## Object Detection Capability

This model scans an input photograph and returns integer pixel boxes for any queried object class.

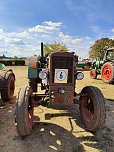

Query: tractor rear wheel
[1,74,15,102]
[15,86,34,136]
[101,62,114,84]
[29,79,37,92]
[90,69,97,79]
[80,86,106,132]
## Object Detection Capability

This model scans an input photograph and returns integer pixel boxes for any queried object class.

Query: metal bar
[41,42,44,57]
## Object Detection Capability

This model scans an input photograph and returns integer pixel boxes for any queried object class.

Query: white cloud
[0,30,27,46]
[28,21,62,34]
[0,49,9,55]
[7,38,26,45]
[43,21,62,27]
[58,32,82,44]
[14,31,29,38]
[28,25,59,34]
[0,29,4,33]
[111,28,114,32]
[0,21,94,58]
[58,32,93,58]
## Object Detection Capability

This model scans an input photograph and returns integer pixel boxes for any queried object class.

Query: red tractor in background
[15,43,106,137]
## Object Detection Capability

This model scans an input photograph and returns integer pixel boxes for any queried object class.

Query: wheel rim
[102,65,112,80]
[90,70,96,78]
[81,94,94,122]
[28,96,33,127]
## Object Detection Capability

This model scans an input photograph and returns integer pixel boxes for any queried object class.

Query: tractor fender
[0,69,15,90]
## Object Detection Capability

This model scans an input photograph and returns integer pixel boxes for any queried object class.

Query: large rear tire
[15,86,34,137]
[1,74,15,102]
[101,62,114,84]
[80,86,106,132]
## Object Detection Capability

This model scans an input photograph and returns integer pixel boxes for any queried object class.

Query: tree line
[1,39,113,60]
[44,38,114,59]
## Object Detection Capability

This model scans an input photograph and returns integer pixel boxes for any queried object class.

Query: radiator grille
[52,56,73,83]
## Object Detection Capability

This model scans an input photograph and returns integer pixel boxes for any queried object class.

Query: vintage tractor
[15,43,106,137]
[90,48,114,84]
[0,63,15,102]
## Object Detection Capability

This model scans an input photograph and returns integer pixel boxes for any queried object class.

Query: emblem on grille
[54,69,68,83]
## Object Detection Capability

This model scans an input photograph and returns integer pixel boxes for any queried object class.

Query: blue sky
[0,0,114,58]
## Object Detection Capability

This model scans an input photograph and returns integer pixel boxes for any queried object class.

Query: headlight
[76,72,84,80]
[39,71,47,79]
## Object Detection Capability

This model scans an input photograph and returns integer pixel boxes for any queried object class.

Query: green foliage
[44,42,68,55]
[89,38,114,59]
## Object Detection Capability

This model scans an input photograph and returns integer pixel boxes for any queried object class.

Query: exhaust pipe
[41,42,44,57]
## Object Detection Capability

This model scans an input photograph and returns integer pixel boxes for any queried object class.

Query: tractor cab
[104,48,114,62]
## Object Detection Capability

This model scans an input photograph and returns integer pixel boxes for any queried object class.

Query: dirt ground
[0,66,114,152]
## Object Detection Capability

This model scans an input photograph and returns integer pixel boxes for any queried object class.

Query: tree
[44,42,68,55]
[14,56,18,59]
[89,38,114,59]
[2,54,6,58]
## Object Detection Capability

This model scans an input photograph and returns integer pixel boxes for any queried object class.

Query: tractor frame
[15,43,106,137]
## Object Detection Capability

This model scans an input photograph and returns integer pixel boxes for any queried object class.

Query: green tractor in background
[90,48,114,84]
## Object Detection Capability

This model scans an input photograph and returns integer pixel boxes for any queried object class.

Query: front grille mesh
[52,56,73,83]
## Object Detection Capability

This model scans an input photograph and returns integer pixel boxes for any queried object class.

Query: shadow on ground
[0,99,114,152]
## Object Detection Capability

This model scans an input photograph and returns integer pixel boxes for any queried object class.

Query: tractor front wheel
[90,69,97,79]
[15,86,34,137]
[80,86,106,132]
[101,62,114,84]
